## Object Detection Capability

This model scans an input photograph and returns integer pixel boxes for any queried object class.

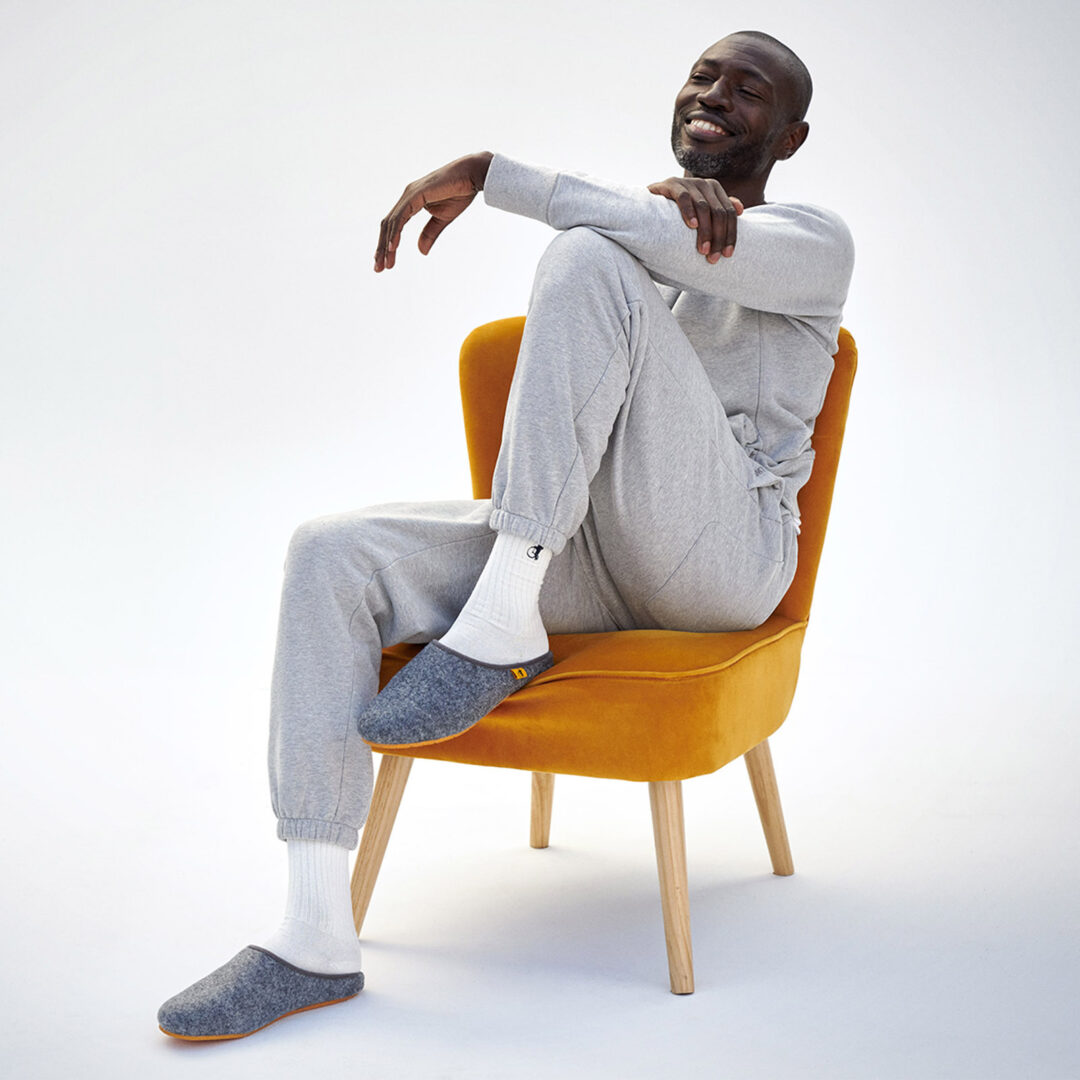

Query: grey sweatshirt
[482,153,855,530]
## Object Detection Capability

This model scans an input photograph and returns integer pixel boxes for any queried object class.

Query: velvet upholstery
[377,318,857,781]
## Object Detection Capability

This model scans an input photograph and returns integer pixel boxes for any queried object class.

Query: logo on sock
[527,544,544,560]
[512,667,528,679]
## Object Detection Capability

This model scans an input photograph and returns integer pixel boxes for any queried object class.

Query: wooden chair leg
[648,780,695,994]
[530,772,555,848]
[350,754,414,933]
[744,738,794,876]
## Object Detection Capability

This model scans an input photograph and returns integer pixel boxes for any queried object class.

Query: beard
[669,114,769,180]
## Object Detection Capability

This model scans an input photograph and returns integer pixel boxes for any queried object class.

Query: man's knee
[284,512,376,579]
[285,516,341,577]
[534,227,641,290]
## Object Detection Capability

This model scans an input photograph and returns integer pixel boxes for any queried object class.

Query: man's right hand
[375,152,494,272]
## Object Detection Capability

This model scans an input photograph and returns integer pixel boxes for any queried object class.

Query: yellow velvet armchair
[350,316,857,993]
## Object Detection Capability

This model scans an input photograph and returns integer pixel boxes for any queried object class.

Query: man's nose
[698,77,732,110]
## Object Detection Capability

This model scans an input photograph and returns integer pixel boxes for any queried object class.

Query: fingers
[648,181,694,229]
[683,184,735,262]
[692,192,716,257]
[375,215,390,272]
[648,178,740,263]
[643,181,704,247]
[375,156,486,272]
[704,184,738,262]
[375,186,423,271]
[418,215,449,255]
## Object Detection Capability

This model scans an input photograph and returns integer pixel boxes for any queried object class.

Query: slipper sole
[159,990,361,1041]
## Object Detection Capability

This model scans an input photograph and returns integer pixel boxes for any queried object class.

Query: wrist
[469,151,494,191]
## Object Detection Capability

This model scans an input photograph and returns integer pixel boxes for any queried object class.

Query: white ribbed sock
[261,839,363,975]
[439,531,552,665]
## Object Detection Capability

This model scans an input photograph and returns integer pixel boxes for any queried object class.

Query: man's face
[670,36,802,182]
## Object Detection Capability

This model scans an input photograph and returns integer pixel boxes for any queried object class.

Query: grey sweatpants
[269,227,799,848]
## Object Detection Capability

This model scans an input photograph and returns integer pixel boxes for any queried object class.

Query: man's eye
[739,87,762,99]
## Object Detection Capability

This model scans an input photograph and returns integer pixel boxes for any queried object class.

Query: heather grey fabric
[358,641,554,747]
[269,499,613,849]
[483,153,855,533]
[270,166,851,850]
[157,946,363,1040]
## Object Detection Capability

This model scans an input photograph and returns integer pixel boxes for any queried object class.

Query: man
[158,30,853,1040]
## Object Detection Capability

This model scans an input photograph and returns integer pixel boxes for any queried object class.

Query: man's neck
[686,171,768,208]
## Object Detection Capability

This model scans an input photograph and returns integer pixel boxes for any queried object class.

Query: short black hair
[727,30,813,121]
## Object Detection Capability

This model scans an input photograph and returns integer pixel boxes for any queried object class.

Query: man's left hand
[647,177,744,261]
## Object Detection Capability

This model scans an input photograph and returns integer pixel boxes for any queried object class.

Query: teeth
[688,119,730,136]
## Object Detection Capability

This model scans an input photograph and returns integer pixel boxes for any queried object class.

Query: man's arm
[374,152,854,319]
[373,152,732,272]
[482,154,854,317]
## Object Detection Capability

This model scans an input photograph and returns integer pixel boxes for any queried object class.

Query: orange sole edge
[365,723,482,752]
[159,991,360,1042]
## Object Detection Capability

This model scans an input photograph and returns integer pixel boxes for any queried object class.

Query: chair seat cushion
[376,614,808,781]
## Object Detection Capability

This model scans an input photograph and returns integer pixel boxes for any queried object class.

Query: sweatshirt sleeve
[483,153,854,318]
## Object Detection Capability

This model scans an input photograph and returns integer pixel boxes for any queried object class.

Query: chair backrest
[775,327,857,622]
[459,317,857,626]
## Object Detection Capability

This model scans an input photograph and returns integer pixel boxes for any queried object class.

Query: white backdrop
[2,1,1078,1077]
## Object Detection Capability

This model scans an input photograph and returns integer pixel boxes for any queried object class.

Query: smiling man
[670,31,813,211]
[158,31,853,1041]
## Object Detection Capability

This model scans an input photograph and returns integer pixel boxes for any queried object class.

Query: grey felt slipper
[157,945,363,1041]
[357,640,554,748]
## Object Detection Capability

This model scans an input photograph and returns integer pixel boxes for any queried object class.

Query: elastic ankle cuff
[277,818,359,849]
[488,509,568,555]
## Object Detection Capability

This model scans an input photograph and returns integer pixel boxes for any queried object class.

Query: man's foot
[157,946,363,1041]
[261,916,364,976]
[438,531,552,664]
[260,841,364,975]
[357,640,554,748]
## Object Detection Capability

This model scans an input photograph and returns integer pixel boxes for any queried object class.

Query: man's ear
[776,121,810,161]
